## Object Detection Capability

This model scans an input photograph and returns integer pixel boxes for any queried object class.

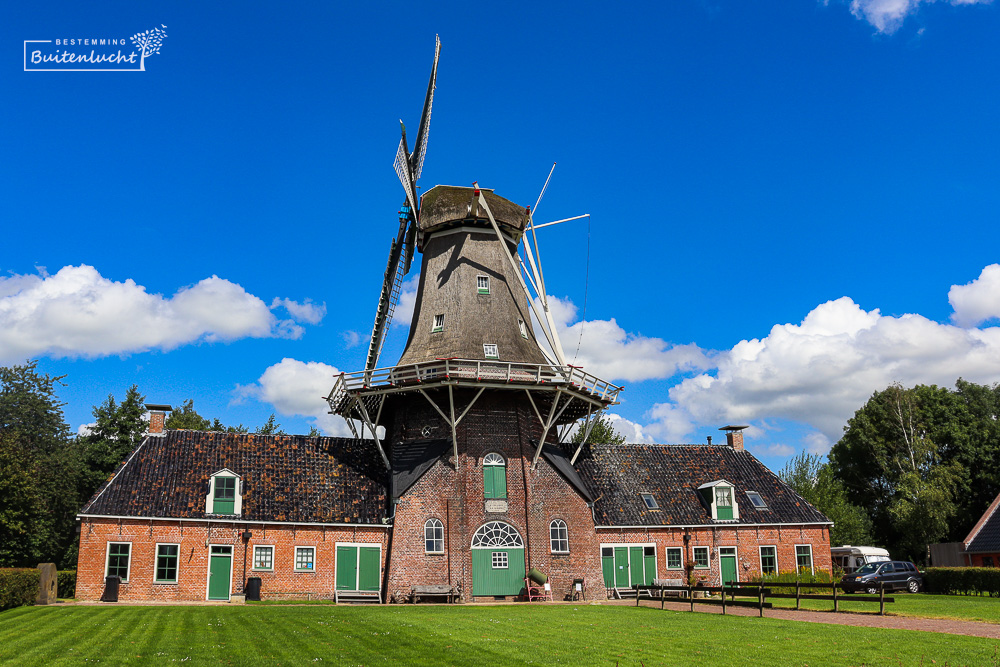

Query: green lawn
[1,604,997,666]
[723,591,1000,624]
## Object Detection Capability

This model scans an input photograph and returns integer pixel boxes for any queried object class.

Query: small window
[518,319,528,339]
[253,546,274,571]
[693,546,709,569]
[796,545,813,575]
[760,546,777,575]
[432,314,444,332]
[106,542,131,582]
[425,518,445,553]
[601,547,613,558]
[483,344,499,359]
[746,491,767,509]
[477,275,490,294]
[665,547,683,569]
[715,487,733,507]
[492,551,508,569]
[295,546,316,572]
[549,519,569,553]
[155,544,178,583]
[643,546,655,558]
[640,493,658,510]
[483,453,507,499]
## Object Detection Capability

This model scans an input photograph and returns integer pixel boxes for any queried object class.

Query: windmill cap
[419,185,528,238]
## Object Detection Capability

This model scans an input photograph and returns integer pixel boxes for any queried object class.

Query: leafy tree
[165,399,211,430]
[79,386,147,496]
[780,452,873,547]
[830,383,964,562]
[571,415,626,445]
[255,414,284,435]
[0,361,71,454]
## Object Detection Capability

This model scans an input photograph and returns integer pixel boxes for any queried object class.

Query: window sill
[153,581,178,585]
[551,551,570,556]
[251,568,273,572]
[294,570,317,574]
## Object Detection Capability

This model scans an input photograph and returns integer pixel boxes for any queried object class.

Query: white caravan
[831,545,890,573]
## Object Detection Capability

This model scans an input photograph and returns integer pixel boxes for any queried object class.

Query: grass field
[1,603,998,666]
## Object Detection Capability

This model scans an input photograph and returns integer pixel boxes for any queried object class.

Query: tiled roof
[81,431,389,525]
[572,443,830,527]
[965,492,1000,553]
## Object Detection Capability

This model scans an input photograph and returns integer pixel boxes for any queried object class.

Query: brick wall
[77,517,388,602]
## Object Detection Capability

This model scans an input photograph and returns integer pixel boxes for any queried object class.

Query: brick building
[75,41,831,603]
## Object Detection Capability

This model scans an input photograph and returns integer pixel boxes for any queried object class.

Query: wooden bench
[652,578,685,597]
[410,584,459,603]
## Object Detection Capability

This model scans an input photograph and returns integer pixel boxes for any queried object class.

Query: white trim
[154,542,180,584]
[548,518,569,554]
[476,275,491,294]
[205,544,234,601]
[432,313,444,332]
[104,541,132,583]
[795,544,815,575]
[483,343,499,359]
[692,545,710,570]
[745,490,767,509]
[252,544,275,571]
[759,545,778,576]
[598,542,658,586]
[334,542,383,591]
[424,224,518,245]
[207,470,242,516]
[294,545,317,573]
[664,546,684,571]
[424,518,445,554]
[718,546,739,585]
[77,514,391,529]
[594,521,833,529]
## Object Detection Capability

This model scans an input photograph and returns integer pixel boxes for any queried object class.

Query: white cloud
[646,276,1000,442]
[539,295,713,382]
[271,297,327,325]
[236,358,357,437]
[849,0,991,34]
[949,264,1000,327]
[749,442,796,459]
[393,275,420,328]
[803,431,833,455]
[342,330,362,349]
[0,265,311,363]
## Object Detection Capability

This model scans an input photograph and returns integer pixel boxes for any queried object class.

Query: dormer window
[640,493,659,510]
[746,491,767,509]
[483,344,499,359]
[697,479,739,521]
[477,275,490,294]
[207,469,242,516]
[432,314,444,332]
[518,319,528,339]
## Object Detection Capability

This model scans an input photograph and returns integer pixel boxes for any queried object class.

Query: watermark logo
[24,24,168,72]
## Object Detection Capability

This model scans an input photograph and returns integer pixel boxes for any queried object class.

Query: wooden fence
[632,582,895,616]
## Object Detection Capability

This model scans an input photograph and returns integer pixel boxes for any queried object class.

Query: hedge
[57,570,76,599]
[748,569,835,594]
[924,567,1000,596]
[0,569,40,611]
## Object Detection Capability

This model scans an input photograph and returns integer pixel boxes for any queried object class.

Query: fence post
[879,583,885,616]
[833,581,838,613]
[722,586,727,615]
[795,580,801,610]
[635,585,640,607]
[689,585,694,612]
[758,586,764,617]
[660,584,665,610]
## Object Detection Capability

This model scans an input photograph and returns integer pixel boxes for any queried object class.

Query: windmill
[365,35,441,372]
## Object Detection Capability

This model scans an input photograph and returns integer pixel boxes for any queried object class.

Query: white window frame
[665,546,684,570]
[693,546,710,569]
[477,275,490,294]
[492,551,508,569]
[795,544,814,575]
[294,546,316,573]
[518,319,528,339]
[206,468,242,516]
[483,343,499,359]
[424,518,445,554]
[105,541,132,583]
[253,545,275,571]
[549,519,569,554]
[154,542,180,584]
[746,491,767,509]
[759,545,777,576]
[599,542,659,587]
[432,314,444,332]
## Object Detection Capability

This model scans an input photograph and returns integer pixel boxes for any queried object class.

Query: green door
[336,545,381,591]
[642,547,656,585]
[629,547,644,586]
[614,547,630,587]
[601,548,614,587]
[720,549,737,586]
[207,546,232,600]
[472,548,525,595]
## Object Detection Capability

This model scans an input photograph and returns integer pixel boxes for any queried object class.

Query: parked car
[840,560,923,594]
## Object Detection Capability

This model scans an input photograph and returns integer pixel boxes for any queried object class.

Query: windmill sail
[409,35,440,181]
[394,124,417,214]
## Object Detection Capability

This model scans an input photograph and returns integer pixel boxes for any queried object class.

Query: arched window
[483,453,507,499]
[549,519,569,553]
[471,521,524,548]
[424,518,444,554]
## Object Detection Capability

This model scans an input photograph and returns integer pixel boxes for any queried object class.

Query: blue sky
[4,0,1000,470]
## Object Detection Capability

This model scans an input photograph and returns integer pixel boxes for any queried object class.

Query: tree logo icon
[130,24,168,71]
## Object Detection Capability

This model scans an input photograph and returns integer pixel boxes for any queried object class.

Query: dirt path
[634,599,1000,639]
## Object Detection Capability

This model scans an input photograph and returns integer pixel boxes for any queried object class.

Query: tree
[830,383,964,562]
[780,452,874,548]
[79,386,147,496]
[255,414,284,435]
[165,399,211,430]
[571,415,626,445]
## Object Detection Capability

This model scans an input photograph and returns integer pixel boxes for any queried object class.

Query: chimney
[145,404,172,435]
[720,425,749,451]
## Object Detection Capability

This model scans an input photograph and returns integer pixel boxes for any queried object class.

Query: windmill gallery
[74,38,832,604]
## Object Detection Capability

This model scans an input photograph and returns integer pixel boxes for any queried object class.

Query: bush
[924,567,1000,596]
[57,571,76,599]
[0,569,40,611]
[748,569,835,594]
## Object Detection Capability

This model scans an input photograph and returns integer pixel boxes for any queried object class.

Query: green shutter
[336,546,357,590]
[643,550,656,585]
[213,477,236,514]
[484,466,495,498]
[495,465,507,499]
[601,552,614,587]
[358,547,380,591]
